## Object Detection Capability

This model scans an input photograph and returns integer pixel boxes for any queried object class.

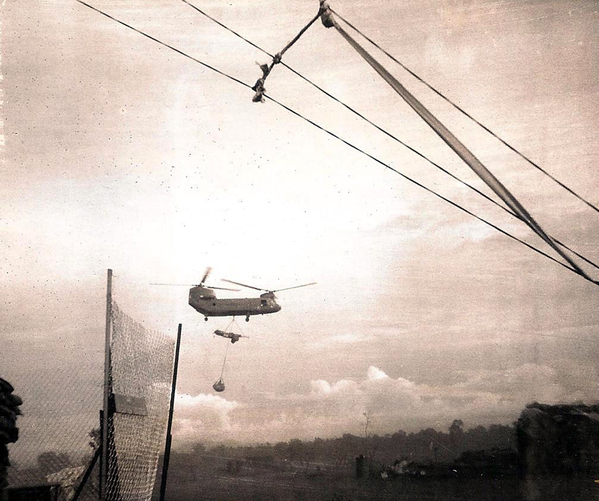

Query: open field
[157,456,599,501]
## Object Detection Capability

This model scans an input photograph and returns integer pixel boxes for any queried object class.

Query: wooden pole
[159,323,182,501]
[100,269,112,500]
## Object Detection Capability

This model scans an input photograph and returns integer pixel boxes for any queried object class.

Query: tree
[88,427,101,450]
[192,442,207,455]
[286,439,303,461]
[37,452,71,474]
[449,419,464,449]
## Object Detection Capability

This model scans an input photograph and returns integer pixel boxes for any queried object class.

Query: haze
[1,0,598,450]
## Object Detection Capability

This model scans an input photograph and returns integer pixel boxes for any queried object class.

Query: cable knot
[252,79,266,102]
[319,0,335,28]
[251,5,324,102]
[252,62,272,102]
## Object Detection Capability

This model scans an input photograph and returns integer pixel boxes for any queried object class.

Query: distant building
[516,402,599,475]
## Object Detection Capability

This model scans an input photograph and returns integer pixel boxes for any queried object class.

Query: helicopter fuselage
[189,286,281,319]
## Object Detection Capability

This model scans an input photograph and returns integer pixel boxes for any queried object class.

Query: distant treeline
[188,420,516,466]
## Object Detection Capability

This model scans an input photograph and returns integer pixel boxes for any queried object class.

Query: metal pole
[159,323,182,501]
[98,410,103,497]
[100,269,112,500]
[72,444,102,501]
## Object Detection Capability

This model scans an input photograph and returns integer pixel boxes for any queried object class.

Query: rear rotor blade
[272,282,317,293]
[222,279,265,292]
[208,285,240,292]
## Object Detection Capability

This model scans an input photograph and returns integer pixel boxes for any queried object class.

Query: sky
[1,0,599,455]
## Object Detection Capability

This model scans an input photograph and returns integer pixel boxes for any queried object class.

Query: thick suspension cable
[262,91,596,284]
[320,4,594,282]
[76,1,598,287]
[181,0,513,212]
[180,0,599,273]
[330,8,599,216]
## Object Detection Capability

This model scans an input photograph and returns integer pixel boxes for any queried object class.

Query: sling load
[214,329,249,344]
[213,341,229,392]
[213,378,225,393]
[212,318,245,392]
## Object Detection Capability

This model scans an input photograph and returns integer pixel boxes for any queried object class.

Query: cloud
[310,379,358,397]
[307,332,373,350]
[171,362,598,448]
[454,363,582,407]
[173,393,240,446]
[367,366,389,381]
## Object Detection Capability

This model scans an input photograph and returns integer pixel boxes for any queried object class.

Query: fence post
[159,323,182,501]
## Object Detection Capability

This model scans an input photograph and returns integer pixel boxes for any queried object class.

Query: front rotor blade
[222,279,265,292]
[200,267,213,285]
[150,283,195,286]
[272,282,317,293]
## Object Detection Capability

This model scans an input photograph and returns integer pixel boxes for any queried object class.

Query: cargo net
[104,302,175,501]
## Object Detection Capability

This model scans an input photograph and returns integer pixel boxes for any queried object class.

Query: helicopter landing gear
[204,316,209,322]
[245,315,250,322]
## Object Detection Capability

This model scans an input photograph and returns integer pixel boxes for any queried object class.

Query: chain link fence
[5,298,175,501]
[104,302,174,501]
[5,353,102,500]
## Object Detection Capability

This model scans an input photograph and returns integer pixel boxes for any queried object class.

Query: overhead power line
[76,0,598,288]
[182,1,514,212]
[262,92,594,284]
[75,0,252,92]
[330,8,599,216]
[180,0,599,273]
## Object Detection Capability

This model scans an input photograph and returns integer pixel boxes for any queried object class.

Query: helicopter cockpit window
[261,299,267,306]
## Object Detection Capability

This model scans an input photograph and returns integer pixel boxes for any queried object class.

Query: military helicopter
[188,268,316,322]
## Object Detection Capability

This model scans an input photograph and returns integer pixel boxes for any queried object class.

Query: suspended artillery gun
[214,329,248,344]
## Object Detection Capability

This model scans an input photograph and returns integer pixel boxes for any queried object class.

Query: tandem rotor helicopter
[159,268,315,393]
[180,268,316,322]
